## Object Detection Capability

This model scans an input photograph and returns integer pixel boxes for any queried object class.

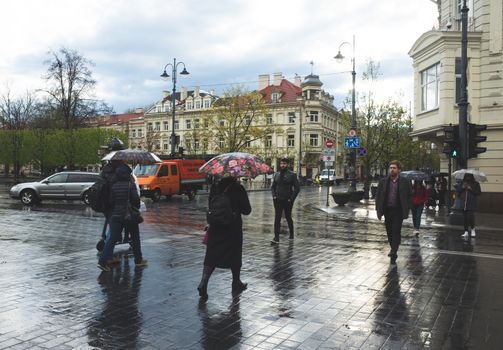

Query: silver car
[9,171,100,205]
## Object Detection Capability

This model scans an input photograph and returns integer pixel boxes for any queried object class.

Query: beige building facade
[409,0,503,213]
[126,72,342,178]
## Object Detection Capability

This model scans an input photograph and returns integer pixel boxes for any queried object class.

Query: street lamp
[161,58,189,156]
[335,35,357,191]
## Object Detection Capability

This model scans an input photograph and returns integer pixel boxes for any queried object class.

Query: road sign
[325,139,334,148]
[357,147,367,157]
[323,148,336,157]
[348,129,356,136]
[324,161,334,167]
[323,155,335,162]
[344,136,361,149]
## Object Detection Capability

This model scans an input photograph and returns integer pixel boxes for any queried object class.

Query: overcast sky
[0,0,438,114]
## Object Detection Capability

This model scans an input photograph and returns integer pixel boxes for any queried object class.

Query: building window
[155,142,161,150]
[204,100,210,108]
[421,63,439,111]
[267,113,273,124]
[245,137,251,147]
[186,119,192,129]
[219,138,225,148]
[138,129,143,137]
[219,119,225,127]
[309,111,319,122]
[288,112,296,123]
[155,122,160,131]
[156,106,162,113]
[174,120,179,130]
[163,121,169,130]
[288,134,295,147]
[194,119,200,128]
[132,129,136,138]
[271,92,279,102]
[194,138,199,150]
[309,134,318,146]
[147,123,153,131]
[195,101,201,109]
[163,143,168,150]
[186,101,193,110]
[266,135,272,147]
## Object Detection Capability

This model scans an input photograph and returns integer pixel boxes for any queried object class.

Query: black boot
[231,266,247,292]
[197,266,213,299]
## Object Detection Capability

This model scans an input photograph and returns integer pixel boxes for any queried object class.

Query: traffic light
[468,123,487,158]
[443,124,459,158]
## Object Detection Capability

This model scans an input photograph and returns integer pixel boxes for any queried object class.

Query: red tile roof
[259,79,302,103]
[95,112,144,126]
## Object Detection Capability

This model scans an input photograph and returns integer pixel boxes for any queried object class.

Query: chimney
[210,89,215,96]
[273,72,283,86]
[181,86,188,100]
[194,86,200,97]
[162,90,170,100]
[134,108,144,114]
[293,74,302,87]
[258,74,270,90]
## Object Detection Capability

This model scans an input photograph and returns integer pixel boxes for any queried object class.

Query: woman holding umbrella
[197,153,267,299]
[456,173,481,239]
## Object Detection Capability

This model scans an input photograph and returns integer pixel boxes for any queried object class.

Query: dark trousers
[463,210,475,231]
[384,207,404,253]
[274,199,294,237]
[411,204,424,229]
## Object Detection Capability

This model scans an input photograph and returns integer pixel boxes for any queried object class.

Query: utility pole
[458,0,469,169]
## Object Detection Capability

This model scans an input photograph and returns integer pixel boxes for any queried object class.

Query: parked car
[319,169,341,185]
[9,171,100,205]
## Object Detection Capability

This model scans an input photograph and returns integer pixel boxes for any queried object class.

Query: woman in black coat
[198,176,251,299]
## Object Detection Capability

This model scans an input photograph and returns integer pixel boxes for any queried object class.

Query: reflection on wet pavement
[0,186,502,349]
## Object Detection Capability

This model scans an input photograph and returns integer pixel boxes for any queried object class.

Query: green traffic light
[451,149,458,158]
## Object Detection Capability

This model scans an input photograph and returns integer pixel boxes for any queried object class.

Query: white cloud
[0,0,438,113]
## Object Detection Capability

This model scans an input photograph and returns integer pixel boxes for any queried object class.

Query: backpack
[206,186,234,227]
[87,177,110,213]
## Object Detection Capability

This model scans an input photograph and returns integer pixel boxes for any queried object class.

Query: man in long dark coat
[376,160,412,264]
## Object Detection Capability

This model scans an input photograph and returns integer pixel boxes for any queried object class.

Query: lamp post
[334,35,357,191]
[161,58,189,156]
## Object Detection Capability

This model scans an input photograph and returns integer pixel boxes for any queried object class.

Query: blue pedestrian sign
[344,136,361,149]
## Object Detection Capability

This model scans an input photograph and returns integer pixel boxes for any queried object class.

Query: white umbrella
[452,169,487,182]
[101,149,161,164]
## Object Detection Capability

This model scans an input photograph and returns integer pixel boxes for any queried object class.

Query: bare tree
[43,47,112,129]
[202,86,278,153]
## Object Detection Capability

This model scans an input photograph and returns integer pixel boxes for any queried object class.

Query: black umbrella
[400,170,429,181]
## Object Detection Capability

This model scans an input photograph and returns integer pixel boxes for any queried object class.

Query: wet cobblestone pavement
[1,186,503,349]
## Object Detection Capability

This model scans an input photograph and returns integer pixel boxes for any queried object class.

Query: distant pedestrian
[456,173,481,239]
[411,180,428,236]
[270,158,300,244]
[197,175,251,299]
[376,160,412,264]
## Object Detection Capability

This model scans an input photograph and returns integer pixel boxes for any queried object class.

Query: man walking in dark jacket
[271,158,300,244]
[375,160,412,264]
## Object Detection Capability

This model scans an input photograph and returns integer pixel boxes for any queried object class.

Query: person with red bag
[411,180,428,236]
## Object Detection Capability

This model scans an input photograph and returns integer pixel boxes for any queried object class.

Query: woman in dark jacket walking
[198,176,251,299]
[456,173,481,239]
[98,165,146,271]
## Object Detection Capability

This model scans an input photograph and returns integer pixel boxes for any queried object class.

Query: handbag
[124,179,144,224]
[202,225,209,245]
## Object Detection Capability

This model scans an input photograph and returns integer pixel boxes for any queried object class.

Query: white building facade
[409,0,503,213]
